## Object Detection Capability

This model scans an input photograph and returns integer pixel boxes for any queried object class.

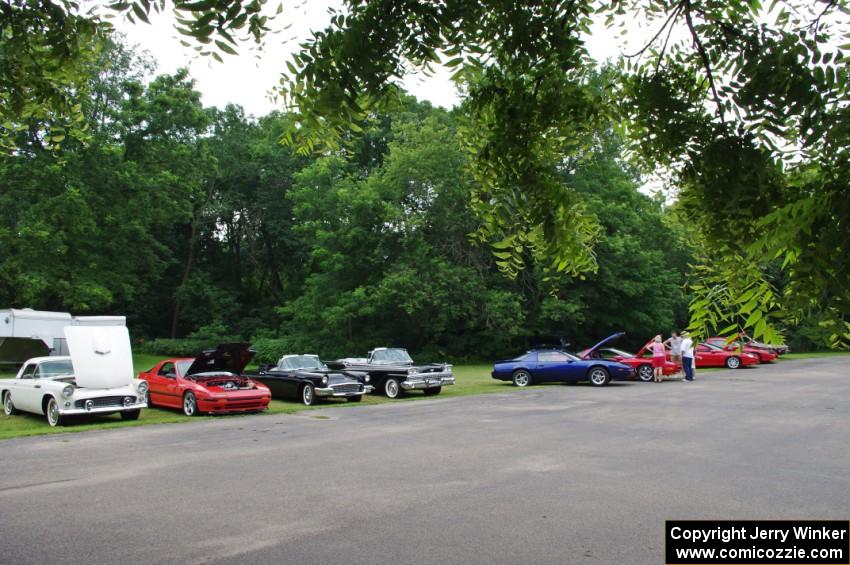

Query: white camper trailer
[0,309,126,366]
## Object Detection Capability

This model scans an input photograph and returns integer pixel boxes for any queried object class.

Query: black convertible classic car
[247,354,373,406]
[327,347,455,399]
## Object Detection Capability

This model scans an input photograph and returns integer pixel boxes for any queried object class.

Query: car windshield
[37,360,74,378]
[703,342,725,351]
[175,360,193,376]
[538,350,580,362]
[281,355,324,370]
[371,349,413,364]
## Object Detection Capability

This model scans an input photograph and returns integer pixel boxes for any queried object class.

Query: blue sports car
[491,338,635,387]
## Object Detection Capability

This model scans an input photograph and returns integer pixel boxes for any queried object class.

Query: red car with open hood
[578,332,680,382]
[139,343,271,416]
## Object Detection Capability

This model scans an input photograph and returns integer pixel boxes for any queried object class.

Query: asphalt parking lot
[0,356,848,565]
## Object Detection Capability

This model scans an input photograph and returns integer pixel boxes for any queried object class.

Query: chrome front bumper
[401,373,455,390]
[315,385,374,398]
[58,402,147,416]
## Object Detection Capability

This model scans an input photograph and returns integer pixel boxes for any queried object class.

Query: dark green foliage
[616,1,850,346]
[0,0,108,152]
[4,1,849,347]
[0,37,692,359]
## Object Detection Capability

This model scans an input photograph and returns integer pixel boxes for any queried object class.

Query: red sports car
[139,343,271,416]
[690,342,760,369]
[578,332,680,382]
[705,336,778,364]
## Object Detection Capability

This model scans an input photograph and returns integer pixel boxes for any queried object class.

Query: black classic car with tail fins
[326,348,454,399]
[247,354,373,406]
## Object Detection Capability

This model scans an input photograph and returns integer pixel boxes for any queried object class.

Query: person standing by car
[680,332,695,381]
[650,335,666,382]
[664,331,684,377]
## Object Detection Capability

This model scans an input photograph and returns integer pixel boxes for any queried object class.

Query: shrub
[135,337,238,357]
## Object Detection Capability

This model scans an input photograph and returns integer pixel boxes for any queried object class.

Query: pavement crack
[0,478,76,493]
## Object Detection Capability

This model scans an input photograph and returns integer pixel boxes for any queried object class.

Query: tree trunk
[170,214,198,339]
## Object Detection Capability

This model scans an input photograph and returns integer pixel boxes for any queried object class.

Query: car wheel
[725,356,741,369]
[144,389,153,408]
[512,370,532,387]
[588,367,611,387]
[45,397,64,427]
[384,378,402,399]
[300,383,315,406]
[423,386,442,396]
[183,392,199,416]
[3,392,19,416]
[121,409,141,421]
[637,364,654,382]
[347,394,362,403]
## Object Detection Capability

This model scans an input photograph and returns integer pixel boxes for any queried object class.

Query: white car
[0,326,148,427]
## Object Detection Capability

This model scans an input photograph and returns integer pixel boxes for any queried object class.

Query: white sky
[113,2,663,116]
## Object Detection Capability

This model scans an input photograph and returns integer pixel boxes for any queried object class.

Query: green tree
[6,1,848,344]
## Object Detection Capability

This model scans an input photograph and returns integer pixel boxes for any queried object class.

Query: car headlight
[137,381,149,395]
[322,376,329,385]
[364,375,370,383]
[408,368,419,375]
[62,385,74,398]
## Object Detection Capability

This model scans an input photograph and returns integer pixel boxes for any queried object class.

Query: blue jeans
[682,356,694,381]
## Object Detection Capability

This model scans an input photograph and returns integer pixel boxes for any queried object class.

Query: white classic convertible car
[0,325,148,426]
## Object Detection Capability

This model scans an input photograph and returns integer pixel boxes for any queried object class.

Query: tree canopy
[0,37,702,359]
[2,0,849,346]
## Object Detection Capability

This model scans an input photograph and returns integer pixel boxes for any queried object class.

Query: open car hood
[64,326,134,388]
[584,332,626,358]
[186,343,255,376]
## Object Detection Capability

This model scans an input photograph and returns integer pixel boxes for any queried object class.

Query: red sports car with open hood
[138,343,270,416]
[578,332,680,382]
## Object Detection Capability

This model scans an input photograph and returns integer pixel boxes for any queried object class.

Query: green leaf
[215,40,237,55]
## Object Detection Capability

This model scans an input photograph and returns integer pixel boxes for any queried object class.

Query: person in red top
[650,334,666,382]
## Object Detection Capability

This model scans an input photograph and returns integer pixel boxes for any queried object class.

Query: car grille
[74,396,134,409]
[332,383,362,393]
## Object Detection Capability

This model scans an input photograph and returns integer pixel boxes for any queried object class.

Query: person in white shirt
[680,332,695,381]
[664,331,684,376]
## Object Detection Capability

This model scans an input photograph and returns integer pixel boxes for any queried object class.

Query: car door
[693,345,718,367]
[262,370,296,398]
[12,363,41,412]
[534,351,575,383]
[278,370,302,398]
[151,362,181,408]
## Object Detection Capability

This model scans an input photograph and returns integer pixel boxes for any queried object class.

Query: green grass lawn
[0,356,505,440]
[782,351,850,360]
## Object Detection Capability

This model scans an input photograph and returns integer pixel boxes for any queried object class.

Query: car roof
[23,356,72,364]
